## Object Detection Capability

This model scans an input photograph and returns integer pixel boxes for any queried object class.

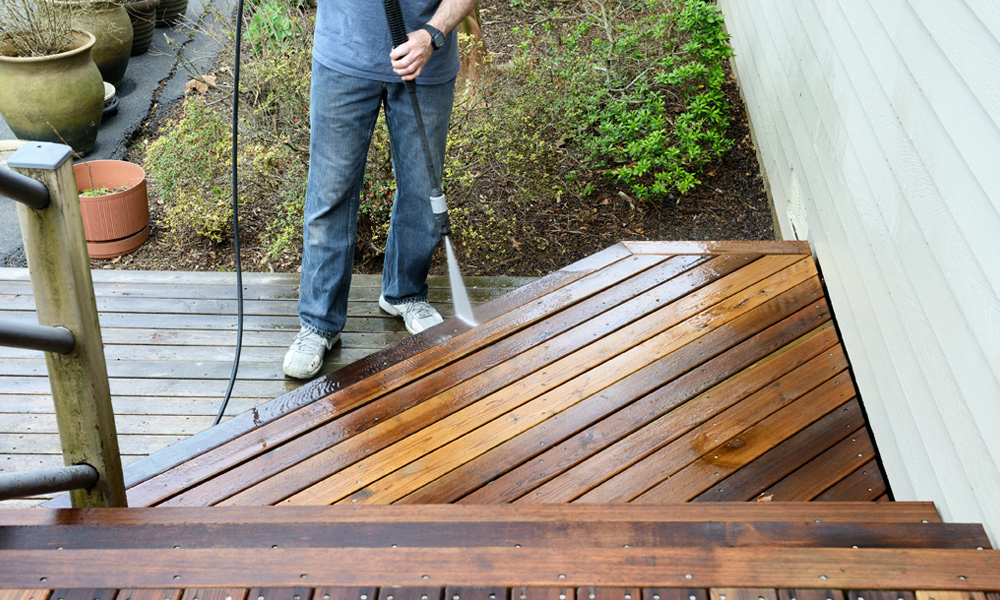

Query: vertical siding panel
[821,0,1000,529]
[780,0,959,508]
[718,0,1000,544]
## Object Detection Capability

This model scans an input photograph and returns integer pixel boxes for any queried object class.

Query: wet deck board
[31,241,893,509]
[0,503,995,590]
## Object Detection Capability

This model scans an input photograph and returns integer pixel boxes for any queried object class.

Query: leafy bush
[460,0,734,201]
[245,0,300,54]
[144,94,235,242]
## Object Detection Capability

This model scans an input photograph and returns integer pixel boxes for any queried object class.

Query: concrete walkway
[0,0,235,267]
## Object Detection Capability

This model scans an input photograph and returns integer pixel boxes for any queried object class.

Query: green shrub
[245,0,300,54]
[144,94,235,242]
[466,0,735,200]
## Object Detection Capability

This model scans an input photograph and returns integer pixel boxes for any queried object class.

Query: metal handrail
[0,465,99,501]
[0,319,76,354]
[0,162,50,209]
[0,141,127,507]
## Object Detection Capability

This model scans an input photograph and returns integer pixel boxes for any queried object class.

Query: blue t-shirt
[313,1,460,85]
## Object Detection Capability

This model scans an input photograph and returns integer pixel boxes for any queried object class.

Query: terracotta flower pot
[74,160,150,259]
[126,0,159,55]
[0,31,104,156]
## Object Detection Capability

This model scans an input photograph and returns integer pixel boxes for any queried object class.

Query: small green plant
[245,0,299,53]
[144,93,235,242]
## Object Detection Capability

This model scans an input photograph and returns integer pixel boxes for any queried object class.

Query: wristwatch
[421,24,445,50]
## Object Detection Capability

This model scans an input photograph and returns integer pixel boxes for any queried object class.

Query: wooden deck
[0,268,530,507]
[14,240,890,509]
[1,503,998,592]
[3,241,999,594]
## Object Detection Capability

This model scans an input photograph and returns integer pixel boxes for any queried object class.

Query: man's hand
[390,28,434,81]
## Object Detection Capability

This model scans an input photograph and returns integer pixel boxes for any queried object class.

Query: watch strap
[421,24,445,49]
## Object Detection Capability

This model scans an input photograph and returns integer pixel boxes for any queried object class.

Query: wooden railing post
[8,142,127,508]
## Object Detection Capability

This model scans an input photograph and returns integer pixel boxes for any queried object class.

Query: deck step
[0,504,989,553]
[1,503,948,527]
[1,545,998,591]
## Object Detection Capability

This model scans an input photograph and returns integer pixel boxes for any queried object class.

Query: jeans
[298,60,455,338]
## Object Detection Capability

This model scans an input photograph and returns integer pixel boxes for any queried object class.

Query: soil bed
[102,0,775,277]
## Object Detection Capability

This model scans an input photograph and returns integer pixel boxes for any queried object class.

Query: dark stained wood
[405,280,830,504]
[693,400,867,502]
[19,243,895,531]
[576,589,640,600]
[814,460,886,502]
[510,589,574,600]
[3,547,1000,590]
[322,259,812,507]
[116,591,183,600]
[179,590,248,600]
[847,593,915,600]
[519,327,843,503]
[246,589,313,600]
[644,590,707,600]
[0,504,947,527]
[635,365,856,502]
[377,589,442,600]
[711,590,776,600]
[312,588,377,600]
[778,591,845,600]
[1,519,987,551]
[763,429,878,501]
[444,587,509,600]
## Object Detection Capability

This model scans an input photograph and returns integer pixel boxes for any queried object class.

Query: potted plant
[53,0,133,88]
[0,0,104,155]
[73,159,150,258]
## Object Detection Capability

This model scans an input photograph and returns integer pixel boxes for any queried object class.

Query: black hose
[381,0,443,200]
[214,0,246,427]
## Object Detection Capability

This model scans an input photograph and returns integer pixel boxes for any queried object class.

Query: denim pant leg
[381,78,456,304]
[297,62,383,338]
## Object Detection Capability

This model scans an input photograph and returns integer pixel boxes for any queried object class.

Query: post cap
[7,142,74,171]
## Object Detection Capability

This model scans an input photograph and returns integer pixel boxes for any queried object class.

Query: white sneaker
[282,327,340,379]
[379,295,443,334]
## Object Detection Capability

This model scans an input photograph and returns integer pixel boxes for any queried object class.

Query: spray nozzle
[430,189,450,236]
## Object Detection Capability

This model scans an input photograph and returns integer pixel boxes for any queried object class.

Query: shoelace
[292,329,328,352]
[403,302,437,320]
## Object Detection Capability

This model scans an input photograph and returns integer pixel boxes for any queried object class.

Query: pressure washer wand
[382,0,477,327]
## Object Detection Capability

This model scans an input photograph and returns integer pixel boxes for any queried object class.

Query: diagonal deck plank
[5,241,893,510]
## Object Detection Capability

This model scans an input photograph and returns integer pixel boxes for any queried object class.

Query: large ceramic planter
[155,0,188,27]
[0,31,104,156]
[73,160,150,258]
[126,0,159,55]
[56,0,133,88]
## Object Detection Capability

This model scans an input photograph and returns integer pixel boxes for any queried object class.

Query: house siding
[717,0,1000,543]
